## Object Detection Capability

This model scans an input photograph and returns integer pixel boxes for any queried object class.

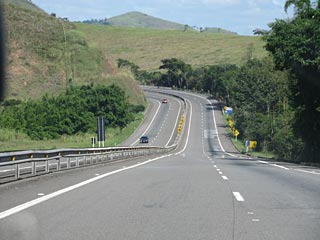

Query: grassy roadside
[0,113,144,152]
[223,115,277,159]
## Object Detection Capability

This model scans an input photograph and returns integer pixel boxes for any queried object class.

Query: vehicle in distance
[139,136,149,143]
[162,98,168,104]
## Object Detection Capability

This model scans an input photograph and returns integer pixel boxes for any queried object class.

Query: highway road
[0,89,320,240]
[123,91,183,147]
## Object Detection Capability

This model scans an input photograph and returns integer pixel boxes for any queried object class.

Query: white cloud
[272,0,283,7]
[201,0,240,4]
[160,0,240,6]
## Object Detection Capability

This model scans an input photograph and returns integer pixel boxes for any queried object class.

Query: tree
[117,58,140,76]
[284,0,312,15]
[263,0,320,162]
[159,58,192,88]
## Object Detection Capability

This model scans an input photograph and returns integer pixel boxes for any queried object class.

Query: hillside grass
[3,0,44,13]
[76,24,267,71]
[4,3,145,106]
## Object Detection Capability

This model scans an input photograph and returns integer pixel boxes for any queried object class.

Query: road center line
[233,192,245,202]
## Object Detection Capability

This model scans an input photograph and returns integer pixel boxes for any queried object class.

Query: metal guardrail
[0,145,176,182]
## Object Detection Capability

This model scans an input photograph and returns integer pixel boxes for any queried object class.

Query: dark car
[139,136,149,143]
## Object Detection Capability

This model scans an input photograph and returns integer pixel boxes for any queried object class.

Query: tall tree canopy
[263,0,320,162]
[159,58,192,89]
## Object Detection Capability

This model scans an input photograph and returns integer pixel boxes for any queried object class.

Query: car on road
[139,136,149,143]
[162,98,168,104]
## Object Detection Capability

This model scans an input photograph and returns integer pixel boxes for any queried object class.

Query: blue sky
[32,0,293,35]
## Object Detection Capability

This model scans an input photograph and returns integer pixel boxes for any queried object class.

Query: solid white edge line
[209,99,246,159]
[271,164,290,170]
[233,192,245,202]
[258,160,268,164]
[294,169,320,175]
[0,153,173,220]
[131,99,161,146]
[166,99,182,147]
[175,99,192,155]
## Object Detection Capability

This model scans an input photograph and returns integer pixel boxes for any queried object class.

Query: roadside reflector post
[97,116,105,148]
[91,137,96,148]
[32,161,36,176]
[15,164,19,180]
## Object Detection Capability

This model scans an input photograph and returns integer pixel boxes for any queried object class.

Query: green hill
[3,0,44,13]
[107,11,188,30]
[76,24,267,71]
[204,27,237,35]
[3,2,144,105]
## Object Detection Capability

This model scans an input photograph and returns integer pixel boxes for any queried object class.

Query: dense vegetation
[263,0,320,163]
[0,85,142,140]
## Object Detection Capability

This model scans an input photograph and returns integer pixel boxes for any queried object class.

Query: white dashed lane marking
[233,192,245,202]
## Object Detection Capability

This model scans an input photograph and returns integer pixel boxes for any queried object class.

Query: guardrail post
[57,158,61,171]
[32,161,36,176]
[67,157,70,168]
[15,163,19,180]
[45,160,49,173]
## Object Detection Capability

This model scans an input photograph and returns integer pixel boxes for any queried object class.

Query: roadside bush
[0,84,141,140]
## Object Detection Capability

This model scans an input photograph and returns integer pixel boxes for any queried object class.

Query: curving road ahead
[0,89,320,240]
[123,91,183,147]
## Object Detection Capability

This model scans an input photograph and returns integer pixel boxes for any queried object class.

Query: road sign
[234,130,240,137]
[250,141,257,149]
[225,107,233,114]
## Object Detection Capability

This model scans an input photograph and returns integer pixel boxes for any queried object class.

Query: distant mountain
[82,11,237,34]
[3,0,44,13]
[107,11,188,30]
[203,27,237,35]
